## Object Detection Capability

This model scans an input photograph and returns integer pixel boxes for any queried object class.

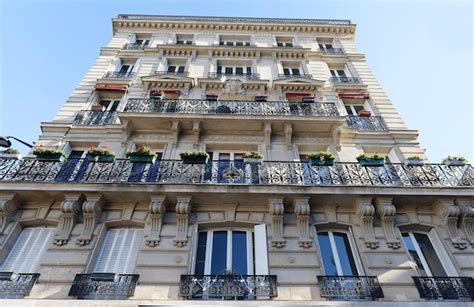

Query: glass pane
[195,232,207,276]
[402,233,428,276]
[292,68,300,75]
[235,67,243,75]
[109,101,120,112]
[414,233,447,277]
[286,42,293,47]
[345,105,353,115]
[225,67,233,74]
[353,105,365,113]
[167,66,176,73]
[217,66,222,73]
[317,232,338,276]
[234,153,244,161]
[333,232,358,276]
[177,66,185,73]
[330,70,337,77]
[219,153,230,160]
[337,70,346,77]
[211,231,227,275]
[232,231,248,274]
[283,68,290,75]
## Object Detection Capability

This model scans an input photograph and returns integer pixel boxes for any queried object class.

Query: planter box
[181,156,208,165]
[87,154,115,163]
[36,153,64,162]
[444,160,466,167]
[310,157,334,166]
[91,104,105,111]
[0,153,21,159]
[405,159,424,166]
[358,110,371,117]
[358,158,385,167]
[244,158,263,164]
[129,155,156,163]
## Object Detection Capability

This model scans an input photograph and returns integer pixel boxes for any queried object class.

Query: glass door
[402,232,447,277]
[317,230,361,276]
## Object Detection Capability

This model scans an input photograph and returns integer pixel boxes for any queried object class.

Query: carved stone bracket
[435,199,466,250]
[76,195,103,246]
[146,195,167,247]
[456,200,474,246]
[0,193,20,235]
[54,194,84,246]
[375,197,400,249]
[269,198,285,248]
[354,198,378,249]
[294,198,312,248]
[174,196,191,247]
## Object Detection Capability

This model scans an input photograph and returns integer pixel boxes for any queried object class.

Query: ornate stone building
[0,14,472,306]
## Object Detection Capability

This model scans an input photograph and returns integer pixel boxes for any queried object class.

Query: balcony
[103,71,135,79]
[413,277,473,301]
[179,275,277,300]
[317,276,384,301]
[0,273,39,299]
[277,74,314,80]
[72,110,119,126]
[208,72,260,80]
[1,158,472,188]
[69,273,139,300]
[154,70,189,77]
[321,48,345,55]
[346,115,387,131]
[331,76,362,84]
[123,42,148,50]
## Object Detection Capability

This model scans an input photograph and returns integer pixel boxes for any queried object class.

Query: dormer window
[176,34,193,45]
[276,36,294,47]
[217,66,252,75]
[283,67,300,76]
[219,35,251,47]
[135,39,150,48]
[167,65,186,73]
[319,43,334,51]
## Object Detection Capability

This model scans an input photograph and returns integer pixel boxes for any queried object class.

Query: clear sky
[0,0,472,162]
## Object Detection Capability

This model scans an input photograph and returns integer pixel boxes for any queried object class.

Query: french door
[317,230,362,276]
[402,232,447,277]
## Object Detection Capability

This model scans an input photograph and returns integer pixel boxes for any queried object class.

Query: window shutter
[253,224,269,275]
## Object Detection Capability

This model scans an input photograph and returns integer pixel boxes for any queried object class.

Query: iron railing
[123,99,339,117]
[321,48,345,55]
[154,71,189,77]
[0,273,39,298]
[69,273,139,300]
[179,275,277,300]
[331,76,362,84]
[413,277,473,301]
[317,276,384,301]
[1,158,472,188]
[103,71,135,79]
[123,43,148,50]
[346,115,387,131]
[277,74,314,79]
[72,110,119,126]
[208,72,260,80]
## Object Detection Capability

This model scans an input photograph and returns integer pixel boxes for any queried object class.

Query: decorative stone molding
[435,199,466,250]
[263,123,272,150]
[171,121,181,147]
[455,199,473,246]
[76,195,104,246]
[54,194,84,246]
[375,197,400,249]
[0,193,20,235]
[174,196,192,247]
[146,195,167,247]
[354,198,378,249]
[284,124,292,150]
[192,121,201,148]
[269,198,285,248]
[294,198,312,248]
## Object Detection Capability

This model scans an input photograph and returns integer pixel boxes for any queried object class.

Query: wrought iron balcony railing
[154,71,189,77]
[72,110,119,126]
[1,158,472,188]
[317,276,384,301]
[321,48,345,55]
[413,277,473,301]
[346,115,387,131]
[123,43,148,50]
[69,273,139,300]
[123,99,339,117]
[103,71,135,79]
[277,74,314,79]
[179,275,277,300]
[208,72,260,80]
[331,76,362,84]
[0,273,39,299]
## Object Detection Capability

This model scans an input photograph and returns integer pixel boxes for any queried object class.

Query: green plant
[442,156,468,163]
[32,146,65,157]
[406,156,423,160]
[307,151,336,160]
[179,151,210,159]
[87,145,115,157]
[0,148,20,154]
[356,153,386,161]
[243,151,264,159]
[126,146,156,157]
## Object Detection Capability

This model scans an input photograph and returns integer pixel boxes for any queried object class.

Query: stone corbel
[284,124,292,150]
[146,195,167,247]
[174,196,192,247]
[294,198,312,248]
[192,121,201,148]
[54,194,84,246]
[332,127,342,151]
[263,123,272,150]
[171,121,181,147]
[456,200,474,246]
[375,197,401,249]
[0,193,20,235]
[354,197,378,249]
[76,195,103,246]
[269,198,285,248]
[435,199,466,249]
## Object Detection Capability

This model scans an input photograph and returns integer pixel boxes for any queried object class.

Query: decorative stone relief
[284,124,293,150]
[171,121,181,147]
[76,195,103,246]
[222,78,245,95]
[435,199,466,249]
[192,121,201,148]
[174,196,192,247]
[375,197,401,249]
[54,194,84,246]
[294,198,312,248]
[146,195,167,247]
[0,194,19,235]
[264,123,272,150]
[354,198,378,249]
[269,198,285,248]
[456,200,474,246]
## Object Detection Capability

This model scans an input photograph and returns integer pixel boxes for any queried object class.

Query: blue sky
[0,0,472,162]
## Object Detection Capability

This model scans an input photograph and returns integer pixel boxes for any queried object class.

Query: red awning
[338,91,369,99]
[94,84,128,92]
[285,93,313,97]
[150,89,181,95]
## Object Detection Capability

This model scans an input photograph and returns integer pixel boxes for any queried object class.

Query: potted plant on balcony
[243,151,264,164]
[32,146,65,162]
[442,156,468,167]
[86,145,116,163]
[308,151,336,166]
[356,153,386,167]
[126,146,156,163]
[179,151,209,164]
[0,148,21,159]
[405,156,425,166]
[357,110,371,117]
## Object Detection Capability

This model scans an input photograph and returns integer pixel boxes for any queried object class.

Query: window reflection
[318,232,337,275]
[211,231,227,274]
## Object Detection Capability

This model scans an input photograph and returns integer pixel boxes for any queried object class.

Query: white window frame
[319,43,334,51]
[282,66,301,76]
[217,66,252,75]
[345,103,366,116]
[330,68,349,78]
[166,64,186,73]
[98,98,121,112]
[134,39,150,47]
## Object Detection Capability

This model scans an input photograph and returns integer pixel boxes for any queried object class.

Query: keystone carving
[435,199,466,249]
[375,197,401,249]
[456,199,474,246]
[146,195,167,247]
[355,198,378,249]
[174,196,191,247]
[294,198,312,248]
[269,198,285,248]
[0,194,20,235]
[76,195,103,246]
[54,194,84,246]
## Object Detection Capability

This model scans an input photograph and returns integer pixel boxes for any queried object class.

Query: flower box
[358,110,371,117]
[0,153,21,159]
[358,158,385,167]
[307,151,336,166]
[310,157,334,166]
[405,159,424,166]
[36,153,64,162]
[244,157,263,164]
[444,159,466,167]
[87,154,115,163]
[181,156,208,165]
[129,155,156,163]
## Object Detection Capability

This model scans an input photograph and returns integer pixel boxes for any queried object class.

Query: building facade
[0,14,473,306]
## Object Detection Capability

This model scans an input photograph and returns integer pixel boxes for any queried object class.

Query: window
[283,67,301,76]
[167,65,186,73]
[330,69,347,78]
[255,96,267,102]
[98,99,120,112]
[219,40,251,46]
[94,228,143,274]
[317,230,361,276]
[402,232,447,277]
[276,37,294,47]
[1,227,54,273]
[135,39,150,48]
[176,34,193,45]
[319,43,334,51]
[217,66,252,75]
[206,94,218,101]
[345,104,365,116]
